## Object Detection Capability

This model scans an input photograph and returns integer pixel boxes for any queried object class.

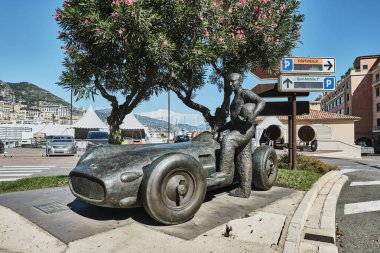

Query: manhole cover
[34,202,69,214]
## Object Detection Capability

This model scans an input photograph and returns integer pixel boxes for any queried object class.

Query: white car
[46,135,76,156]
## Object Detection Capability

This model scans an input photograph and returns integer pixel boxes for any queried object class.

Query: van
[87,131,109,149]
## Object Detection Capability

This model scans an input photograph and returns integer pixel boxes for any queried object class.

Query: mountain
[1,81,70,107]
[95,108,207,132]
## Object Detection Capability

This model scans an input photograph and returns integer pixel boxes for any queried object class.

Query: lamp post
[70,87,73,125]
[167,90,170,143]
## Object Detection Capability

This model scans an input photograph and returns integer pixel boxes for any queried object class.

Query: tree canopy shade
[56,0,304,140]
[164,0,304,130]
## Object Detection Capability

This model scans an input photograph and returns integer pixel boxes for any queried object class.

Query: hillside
[95,108,207,132]
[3,81,70,107]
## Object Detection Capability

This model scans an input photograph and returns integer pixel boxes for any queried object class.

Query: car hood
[72,141,219,180]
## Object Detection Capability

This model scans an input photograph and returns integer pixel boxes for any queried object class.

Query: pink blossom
[124,0,136,6]
[275,39,280,45]
[112,0,120,6]
[280,4,286,11]
[84,19,90,25]
[111,12,118,17]
[229,32,235,39]
[117,28,125,35]
[236,29,245,39]
[199,15,204,21]
[228,8,233,13]
[53,13,60,21]
[203,29,209,37]
[218,37,225,44]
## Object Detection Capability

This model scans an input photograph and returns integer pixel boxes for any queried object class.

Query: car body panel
[70,134,221,208]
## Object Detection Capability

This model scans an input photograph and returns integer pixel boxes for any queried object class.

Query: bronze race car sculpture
[69,132,278,224]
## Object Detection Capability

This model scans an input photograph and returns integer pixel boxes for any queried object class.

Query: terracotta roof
[257,109,360,122]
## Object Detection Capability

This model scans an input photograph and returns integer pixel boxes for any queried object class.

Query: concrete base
[0,185,295,243]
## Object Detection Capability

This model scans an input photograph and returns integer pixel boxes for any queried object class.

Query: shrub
[278,154,339,174]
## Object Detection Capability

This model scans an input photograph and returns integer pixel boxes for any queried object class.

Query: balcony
[373,125,380,132]
[373,78,380,87]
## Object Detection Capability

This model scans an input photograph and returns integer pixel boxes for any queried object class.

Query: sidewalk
[0,171,347,253]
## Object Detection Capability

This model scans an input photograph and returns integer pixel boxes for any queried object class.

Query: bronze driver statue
[212,73,265,198]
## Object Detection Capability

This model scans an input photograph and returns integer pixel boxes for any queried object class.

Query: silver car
[46,135,76,156]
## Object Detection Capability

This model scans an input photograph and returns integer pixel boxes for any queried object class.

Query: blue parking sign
[281,58,293,71]
[323,77,335,90]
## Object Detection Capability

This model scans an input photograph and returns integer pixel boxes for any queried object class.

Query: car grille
[70,175,105,201]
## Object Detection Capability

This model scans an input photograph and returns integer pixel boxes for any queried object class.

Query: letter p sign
[282,58,293,71]
[324,77,335,90]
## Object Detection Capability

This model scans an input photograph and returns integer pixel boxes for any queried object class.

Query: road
[320,157,380,253]
[1,148,80,181]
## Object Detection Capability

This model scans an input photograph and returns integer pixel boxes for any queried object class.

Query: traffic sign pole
[291,94,297,170]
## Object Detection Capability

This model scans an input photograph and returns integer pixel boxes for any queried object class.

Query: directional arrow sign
[281,57,335,74]
[278,75,336,92]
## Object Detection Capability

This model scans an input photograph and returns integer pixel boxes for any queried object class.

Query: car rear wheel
[252,146,278,191]
[141,153,207,225]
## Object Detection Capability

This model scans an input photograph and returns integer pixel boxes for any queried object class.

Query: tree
[56,0,304,140]
[162,0,304,130]
[55,0,173,143]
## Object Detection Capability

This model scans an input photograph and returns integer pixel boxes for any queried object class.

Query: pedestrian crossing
[344,179,380,215]
[0,166,54,182]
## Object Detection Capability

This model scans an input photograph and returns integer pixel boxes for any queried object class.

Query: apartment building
[372,62,380,150]
[321,55,380,146]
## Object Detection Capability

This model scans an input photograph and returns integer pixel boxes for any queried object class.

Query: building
[372,61,380,151]
[320,55,380,146]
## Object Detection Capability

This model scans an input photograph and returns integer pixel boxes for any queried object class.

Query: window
[376,74,380,82]
[346,81,350,89]
[347,93,350,101]
[340,96,344,104]
[376,87,380,97]
[347,107,350,114]
[377,103,380,112]
[363,65,368,70]
[377,118,380,127]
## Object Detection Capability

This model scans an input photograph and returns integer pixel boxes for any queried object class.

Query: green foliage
[109,129,122,144]
[0,176,69,194]
[278,154,339,174]
[276,169,322,191]
[56,0,304,133]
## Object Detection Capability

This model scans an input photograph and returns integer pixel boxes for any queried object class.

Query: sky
[1,0,379,126]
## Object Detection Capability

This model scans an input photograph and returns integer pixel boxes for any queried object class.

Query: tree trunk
[107,108,124,145]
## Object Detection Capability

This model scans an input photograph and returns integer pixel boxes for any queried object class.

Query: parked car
[86,131,109,149]
[46,135,76,156]
[69,132,278,225]
[0,139,5,153]
[174,135,190,143]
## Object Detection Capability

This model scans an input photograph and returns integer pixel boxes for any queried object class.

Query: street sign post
[278,75,336,92]
[278,56,336,170]
[281,57,335,74]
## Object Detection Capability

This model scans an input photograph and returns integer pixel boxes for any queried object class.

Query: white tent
[255,116,286,146]
[120,114,145,130]
[120,114,151,140]
[71,105,108,129]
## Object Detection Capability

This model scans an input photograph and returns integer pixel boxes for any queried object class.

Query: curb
[283,170,348,253]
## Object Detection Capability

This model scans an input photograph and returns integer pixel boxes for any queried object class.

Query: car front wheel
[141,153,207,225]
[252,146,278,191]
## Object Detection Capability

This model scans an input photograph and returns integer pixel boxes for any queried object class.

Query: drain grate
[304,233,335,244]
[34,202,69,214]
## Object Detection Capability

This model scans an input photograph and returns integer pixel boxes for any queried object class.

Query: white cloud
[138,109,204,126]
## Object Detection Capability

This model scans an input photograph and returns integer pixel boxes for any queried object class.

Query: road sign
[278,75,336,92]
[281,57,335,74]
